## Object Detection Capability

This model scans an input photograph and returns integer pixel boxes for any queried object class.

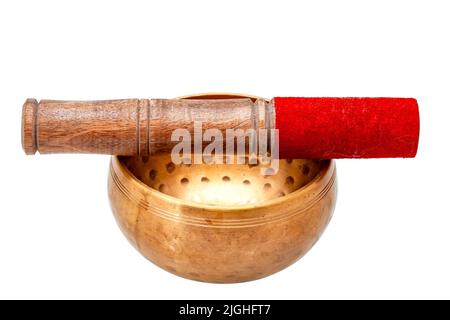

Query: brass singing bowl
[108,94,337,283]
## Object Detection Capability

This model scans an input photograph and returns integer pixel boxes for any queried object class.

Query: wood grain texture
[21,98,38,155]
[21,98,267,156]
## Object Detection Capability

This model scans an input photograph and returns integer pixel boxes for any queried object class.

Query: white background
[0,0,449,299]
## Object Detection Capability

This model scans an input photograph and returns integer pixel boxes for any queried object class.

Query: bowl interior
[121,155,326,207]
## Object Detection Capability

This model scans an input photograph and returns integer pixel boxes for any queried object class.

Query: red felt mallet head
[274,97,419,159]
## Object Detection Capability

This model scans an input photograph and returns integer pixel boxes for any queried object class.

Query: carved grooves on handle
[136,99,152,156]
[22,98,273,156]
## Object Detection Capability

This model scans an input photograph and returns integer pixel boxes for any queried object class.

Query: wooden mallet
[21,96,419,159]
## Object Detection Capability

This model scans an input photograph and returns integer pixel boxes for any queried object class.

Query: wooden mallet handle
[21,98,267,156]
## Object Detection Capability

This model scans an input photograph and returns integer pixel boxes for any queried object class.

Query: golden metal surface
[108,94,337,283]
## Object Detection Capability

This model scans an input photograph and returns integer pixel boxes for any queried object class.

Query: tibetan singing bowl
[108,94,337,283]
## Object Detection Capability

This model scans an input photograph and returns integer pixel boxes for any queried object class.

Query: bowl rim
[112,155,335,212]
[111,93,336,213]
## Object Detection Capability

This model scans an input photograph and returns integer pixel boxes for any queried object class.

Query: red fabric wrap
[273,97,419,159]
